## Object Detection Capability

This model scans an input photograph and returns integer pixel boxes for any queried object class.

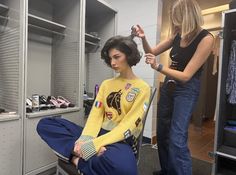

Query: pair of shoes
[48,96,67,108]
[48,96,75,108]
[39,95,56,109]
[153,170,164,175]
[57,96,75,107]
[26,97,44,112]
[0,108,5,113]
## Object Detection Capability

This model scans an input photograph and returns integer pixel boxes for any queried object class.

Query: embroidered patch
[143,102,148,111]
[126,92,136,102]
[95,101,102,108]
[125,83,132,90]
[124,129,131,139]
[135,117,142,127]
[107,90,122,115]
[131,87,140,94]
[105,112,113,120]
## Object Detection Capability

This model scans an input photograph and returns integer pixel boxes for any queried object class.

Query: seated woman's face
[108,48,130,73]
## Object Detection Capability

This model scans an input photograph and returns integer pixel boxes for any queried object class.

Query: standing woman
[132,0,214,174]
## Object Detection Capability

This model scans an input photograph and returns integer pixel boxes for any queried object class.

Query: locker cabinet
[213,9,236,175]
[0,0,24,174]
[24,0,82,174]
[0,0,117,174]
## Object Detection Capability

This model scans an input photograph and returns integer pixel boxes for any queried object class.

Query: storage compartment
[223,127,236,148]
[0,119,22,175]
[0,0,22,116]
[216,156,236,175]
[214,9,236,175]
[25,0,82,174]
[27,0,81,116]
[84,0,117,96]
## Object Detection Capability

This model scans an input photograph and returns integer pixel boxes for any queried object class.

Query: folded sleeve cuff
[75,135,94,144]
[80,140,97,161]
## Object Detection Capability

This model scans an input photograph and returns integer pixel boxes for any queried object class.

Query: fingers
[145,53,156,63]
[131,24,145,38]
[97,146,107,156]
[73,141,84,157]
[145,53,158,69]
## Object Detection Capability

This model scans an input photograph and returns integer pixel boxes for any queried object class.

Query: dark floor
[138,144,212,175]
[138,119,215,175]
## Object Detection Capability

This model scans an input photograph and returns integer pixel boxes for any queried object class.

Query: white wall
[108,0,162,139]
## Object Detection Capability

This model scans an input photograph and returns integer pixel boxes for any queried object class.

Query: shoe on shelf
[48,96,67,108]
[26,98,32,107]
[26,98,32,113]
[57,96,75,107]
[39,95,56,109]
[0,108,5,113]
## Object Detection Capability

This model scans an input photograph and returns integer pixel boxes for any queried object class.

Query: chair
[56,87,157,175]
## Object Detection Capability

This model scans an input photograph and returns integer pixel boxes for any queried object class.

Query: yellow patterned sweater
[77,76,150,160]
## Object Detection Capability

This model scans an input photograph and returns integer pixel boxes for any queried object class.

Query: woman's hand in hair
[145,53,158,70]
[131,25,145,39]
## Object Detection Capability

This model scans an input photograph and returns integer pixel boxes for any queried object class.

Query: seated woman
[37,35,151,175]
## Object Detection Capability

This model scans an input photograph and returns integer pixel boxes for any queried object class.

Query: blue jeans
[157,76,200,175]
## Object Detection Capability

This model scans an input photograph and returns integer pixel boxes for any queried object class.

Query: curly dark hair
[101,35,142,67]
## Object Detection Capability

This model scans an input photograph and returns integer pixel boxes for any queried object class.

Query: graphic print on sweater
[106,90,122,115]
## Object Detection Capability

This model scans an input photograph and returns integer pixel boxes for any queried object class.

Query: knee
[169,132,188,148]
[36,117,51,135]
[95,145,137,175]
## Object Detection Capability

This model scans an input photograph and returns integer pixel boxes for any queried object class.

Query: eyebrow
[110,53,120,58]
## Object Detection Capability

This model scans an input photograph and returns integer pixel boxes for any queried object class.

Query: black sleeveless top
[169,29,211,78]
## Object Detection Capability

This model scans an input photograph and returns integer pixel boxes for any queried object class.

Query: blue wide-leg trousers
[37,117,137,175]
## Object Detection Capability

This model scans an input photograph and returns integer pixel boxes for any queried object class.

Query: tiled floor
[188,119,215,163]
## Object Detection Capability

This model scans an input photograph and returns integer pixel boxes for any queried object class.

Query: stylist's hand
[131,25,145,39]
[73,141,84,157]
[145,53,158,70]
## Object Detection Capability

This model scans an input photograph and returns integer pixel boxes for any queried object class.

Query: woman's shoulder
[135,78,151,90]
[100,78,115,85]
[198,29,214,39]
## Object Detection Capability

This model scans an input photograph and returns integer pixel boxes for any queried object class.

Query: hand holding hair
[131,25,145,39]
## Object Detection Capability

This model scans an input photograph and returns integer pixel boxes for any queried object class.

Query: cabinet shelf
[85,33,101,42]
[28,14,66,34]
[0,114,19,122]
[218,145,236,159]
[85,33,100,52]
[0,3,9,15]
[85,40,99,46]
[26,107,80,119]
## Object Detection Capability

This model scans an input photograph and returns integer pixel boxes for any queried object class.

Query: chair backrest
[136,87,157,164]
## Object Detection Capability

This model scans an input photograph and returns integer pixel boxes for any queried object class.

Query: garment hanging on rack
[226,40,236,104]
